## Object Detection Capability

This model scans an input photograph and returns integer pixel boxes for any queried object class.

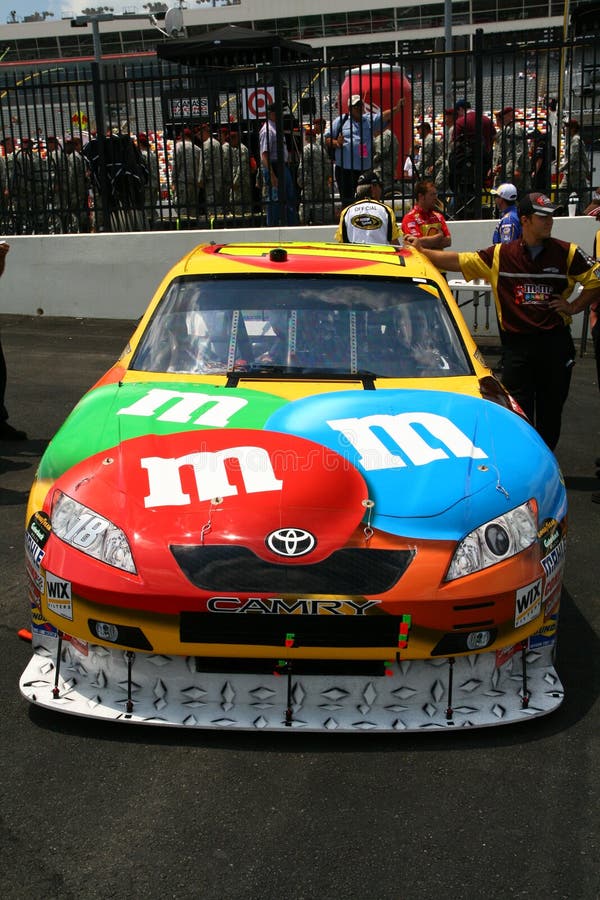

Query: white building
[0,2,583,68]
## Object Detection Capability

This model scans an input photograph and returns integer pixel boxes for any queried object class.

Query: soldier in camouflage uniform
[173,128,201,225]
[558,118,591,210]
[198,122,225,218]
[64,137,90,232]
[218,127,233,214]
[228,126,253,217]
[492,107,528,192]
[45,136,70,231]
[417,122,446,192]
[0,137,16,231]
[372,123,399,201]
[11,138,47,234]
[297,126,333,225]
[137,132,159,229]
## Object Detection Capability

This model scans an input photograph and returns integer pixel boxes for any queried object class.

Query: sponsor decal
[544,584,562,620]
[537,517,562,552]
[141,444,283,508]
[528,615,558,649]
[326,411,487,472]
[540,538,566,579]
[351,213,384,230]
[27,511,52,548]
[30,597,57,637]
[495,643,521,669]
[515,578,542,628]
[514,282,553,305]
[64,634,89,656]
[44,572,73,621]
[206,597,381,615]
[25,531,45,569]
[25,557,44,594]
[117,387,249,428]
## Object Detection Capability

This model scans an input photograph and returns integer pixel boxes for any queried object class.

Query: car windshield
[130,275,472,378]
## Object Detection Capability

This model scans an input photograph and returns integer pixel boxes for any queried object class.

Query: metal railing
[0,32,598,233]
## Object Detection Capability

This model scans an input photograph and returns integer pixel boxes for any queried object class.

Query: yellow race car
[20,242,566,731]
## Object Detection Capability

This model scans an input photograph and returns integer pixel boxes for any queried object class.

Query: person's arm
[549,285,600,316]
[0,241,9,278]
[410,232,451,250]
[324,117,343,155]
[404,235,462,271]
[381,97,405,124]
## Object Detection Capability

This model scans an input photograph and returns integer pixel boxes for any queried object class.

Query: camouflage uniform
[219,139,233,212]
[372,126,399,199]
[12,145,47,234]
[66,149,90,232]
[559,132,591,207]
[140,146,159,227]
[0,151,14,229]
[494,121,528,191]
[198,135,224,216]
[173,137,201,223]
[46,147,70,230]
[229,139,253,216]
[297,138,333,225]
[420,132,446,191]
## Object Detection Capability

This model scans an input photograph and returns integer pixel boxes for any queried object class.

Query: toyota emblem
[266,528,316,557]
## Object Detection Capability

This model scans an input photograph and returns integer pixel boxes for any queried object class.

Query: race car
[20,242,566,731]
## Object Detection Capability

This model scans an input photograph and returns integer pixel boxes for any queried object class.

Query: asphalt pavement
[1,314,599,900]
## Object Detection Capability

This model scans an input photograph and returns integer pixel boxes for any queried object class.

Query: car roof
[171,241,433,279]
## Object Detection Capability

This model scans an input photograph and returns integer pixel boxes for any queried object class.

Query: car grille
[180,611,406,648]
[171,546,414,594]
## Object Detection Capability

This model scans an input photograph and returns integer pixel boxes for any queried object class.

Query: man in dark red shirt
[404,192,600,450]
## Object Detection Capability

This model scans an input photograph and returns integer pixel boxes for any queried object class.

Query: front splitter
[20,634,563,732]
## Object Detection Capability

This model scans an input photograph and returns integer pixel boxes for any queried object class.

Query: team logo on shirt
[514,282,553,305]
[351,213,384,230]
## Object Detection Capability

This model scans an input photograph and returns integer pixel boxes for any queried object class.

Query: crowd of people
[0,93,594,233]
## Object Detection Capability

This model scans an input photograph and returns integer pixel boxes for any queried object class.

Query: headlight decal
[52,491,137,574]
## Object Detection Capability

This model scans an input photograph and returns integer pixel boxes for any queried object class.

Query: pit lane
[1,315,598,900]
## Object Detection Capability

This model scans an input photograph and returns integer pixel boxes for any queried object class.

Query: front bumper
[20,631,563,732]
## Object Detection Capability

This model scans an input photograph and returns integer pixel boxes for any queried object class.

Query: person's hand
[548,293,573,314]
[404,235,422,250]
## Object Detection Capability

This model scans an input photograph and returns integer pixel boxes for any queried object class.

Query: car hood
[41,381,565,543]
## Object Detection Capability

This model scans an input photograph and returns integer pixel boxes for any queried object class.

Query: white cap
[349,94,362,108]
[491,183,518,202]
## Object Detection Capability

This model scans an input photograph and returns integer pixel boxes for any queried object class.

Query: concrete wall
[1,217,597,338]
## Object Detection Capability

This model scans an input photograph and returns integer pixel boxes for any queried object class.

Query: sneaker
[0,421,28,441]
[593,491,600,505]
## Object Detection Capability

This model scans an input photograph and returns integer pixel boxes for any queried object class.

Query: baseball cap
[491,183,518,202]
[501,106,514,116]
[357,172,381,186]
[349,94,363,108]
[518,192,562,216]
